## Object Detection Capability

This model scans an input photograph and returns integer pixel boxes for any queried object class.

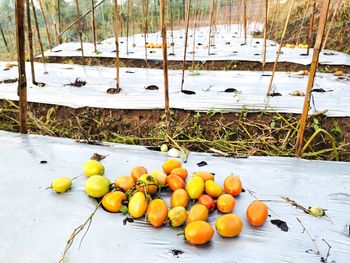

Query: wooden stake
[26,0,36,84]
[16,0,28,134]
[142,0,149,64]
[322,0,343,50]
[180,0,191,92]
[59,0,105,37]
[114,0,120,92]
[266,0,295,96]
[0,26,9,52]
[169,0,175,54]
[126,0,130,55]
[38,0,52,50]
[243,0,247,44]
[75,0,84,58]
[295,1,311,45]
[57,0,62,43]
[31,0,46,68]
[91,0,97,52]
[307,0,316,56]
[262,0,268,72]
[130,0,135,46]
[208,0,215,55]
[160,0,170,133]
[192,6,198,71]
[296,0,331,157]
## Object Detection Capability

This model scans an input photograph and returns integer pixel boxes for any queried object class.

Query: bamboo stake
[0,26,9,52]
[31,0,46,71]
[322,0,343,50]
[180,0,191,92]
[16,0,28,134]
[208,0,215,55]
[266,0,295,96]
[296,0,331,157]
[160,0,170,133]
[295,1,311,45]
[114,0,120,92]
[38,0,52,50]
[191,6,198,71]
[75,0,84,58]
[262,0,268,72]
[229,0,232,30]
[169,0,175,54]
[130,0,135,46]
[59,0,105,37]
[57,0,62,43]
[26,0,36,85]
[307,0,316,56]
[243,0,247,44]
[126,0,130,55]
[91,0,97,52]
[142,0,148,64]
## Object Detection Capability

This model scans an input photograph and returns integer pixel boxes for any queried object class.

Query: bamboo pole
[26,0,36,85]
[243,0,247,44]
[114,0,120,92]
[38,0,52,50]
[59,0,105,37]
[262,0,268,72]
[295,1,311,45]
[180,0,191,92]
[266,0,295,96]
[0,26,9,52]
[142,0,148,64]
[16,0,28,134]
[160,0,170,133]
[191,6,198,71]
[75,0,84,58]
[169,0,175,54]
[91,0,97,52]
[322,0,343,50]
[31,0,46,69]
[208,0,215,55]
[296,0,331,157]
[57,0,62,43]
[307,0,316,56]
[130,0,135,46]
[126,0,130,55]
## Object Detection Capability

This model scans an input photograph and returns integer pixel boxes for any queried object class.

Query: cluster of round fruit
[285,43,308,49]
[145,43,171,49]
[50,158,269,245]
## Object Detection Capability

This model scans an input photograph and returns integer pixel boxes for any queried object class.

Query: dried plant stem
[296,217,320,255]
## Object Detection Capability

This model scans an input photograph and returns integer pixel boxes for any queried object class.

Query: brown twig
[296,217,320,255]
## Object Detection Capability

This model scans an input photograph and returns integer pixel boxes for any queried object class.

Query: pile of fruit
[145,43,171,49]
[51,157,269,245]
[284,43,308,49]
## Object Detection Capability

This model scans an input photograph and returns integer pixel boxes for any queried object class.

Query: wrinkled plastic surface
[42,25,350,66]
[1,62,350,116]
[0,131,349,263]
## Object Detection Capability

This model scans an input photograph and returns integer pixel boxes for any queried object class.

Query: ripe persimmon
[167,174,185,191]
[215,214,243,237]
[170,167,188,180]
[198,194,215,211]
[130,166,148,181]
[246,201,268,227]
[224,175,242,196]
[217,194,236,213]
[171,189,189,208]
[102,191,126,213]
[185,221,214,245]
[187,204,209,223]
[205,180,223,198]
[147,199,168,227]
[163,159,182,175]
[114,175,135,192]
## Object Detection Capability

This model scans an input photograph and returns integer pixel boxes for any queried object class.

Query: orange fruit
[170,167,188,180]
[224,175,242,196]
[334,71,343,76]
[147,199,168,227]
[102,191,126,213]
[171,189,189,208]
[198,194,215,211]
[150,170,167,186]
[246,201,268,227]
[185,221,214,245]
[163,159,182,175]
[204,180,223,198]
[114,176,135,192]
[185,176,204,199]
[193,172,215,182]
[215,214,243,237]
[167,174,185,191]
[137,174,158,194]
[187,204,209,223]
[130,166,148,181]
[217,194,236,213]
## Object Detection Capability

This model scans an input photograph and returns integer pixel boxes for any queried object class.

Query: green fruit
[84,175,111,198]
[83,160,105,177]
[160,144,168,152]
[309,206,325,217]
[51,177,72,193]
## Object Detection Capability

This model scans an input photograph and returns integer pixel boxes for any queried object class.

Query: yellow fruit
[187,204,209,223]
[185,221,214,245]
[84,175,110,198]
[171,189,189,208]
[168,206,187,227]
[128,192,148,218]
[186,176,204,199]
[83,160,105,177]
[150,170,167,186]
[204,180,223,198]
[215,214,243,237]
[137,174,158,194]
[51,177,72,193]
[309,206,325,217]
[102,191,126,212]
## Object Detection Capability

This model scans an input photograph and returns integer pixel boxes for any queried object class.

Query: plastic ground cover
[43,25,350,66]
[0,131,349,263]
[1,62,350,116]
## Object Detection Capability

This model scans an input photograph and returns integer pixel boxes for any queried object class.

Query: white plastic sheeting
[0,131,349,263]
[1,62,350,116]
[43,25,350,66]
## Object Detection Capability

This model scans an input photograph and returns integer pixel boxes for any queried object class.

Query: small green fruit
[309,206,325,217]
[51,177,72,193]
[85,175,111,198]
[160,144,168,152]
[83,160,105,177]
